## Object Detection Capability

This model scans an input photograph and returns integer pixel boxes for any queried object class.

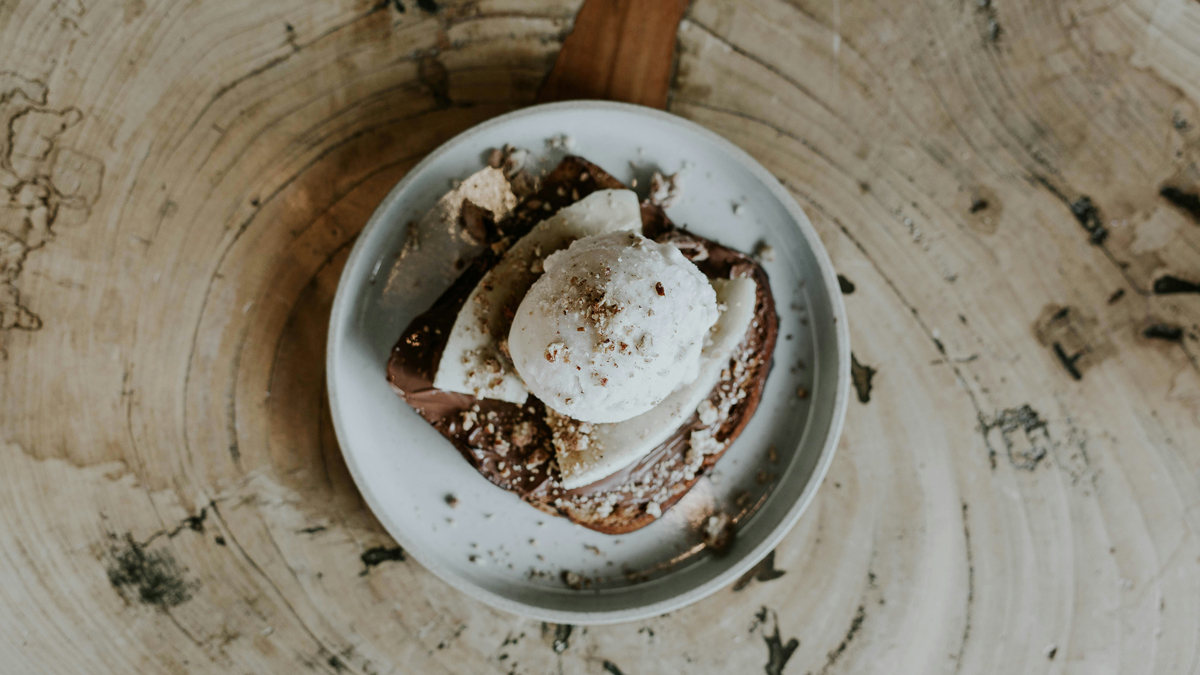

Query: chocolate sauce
[386,157,779,533]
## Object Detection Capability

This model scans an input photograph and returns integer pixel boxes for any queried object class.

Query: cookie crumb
[547,134,577,151]
[753,240,775,262]
[562,570,584,590]
[702,512,735,554]
[648,171,685,208]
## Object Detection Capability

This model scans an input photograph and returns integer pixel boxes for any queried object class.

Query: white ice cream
[508,230,719,424]
[432,190,641,402]
[555,276,758,488]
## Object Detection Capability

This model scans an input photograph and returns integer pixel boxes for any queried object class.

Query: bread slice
[387,156,778,534]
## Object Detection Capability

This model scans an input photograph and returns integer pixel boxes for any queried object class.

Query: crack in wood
[819,604,865,675]
[755,607,799,675]
[1068,195,1108,245]
[837,274,856,294]
[550,623,572,653]
[953,502,975,673]
[140,504,213,548]
[1143,324,1184,342]
[1159,185,1200,223]
[733,549,787,591]
[975,0,1003,45]
[850,353,876,404]
[1026,174,1146,293]
[225,321,252,465]
[1052,342,1082,380]
[1,74,104,331]
[1153,275,1200,295]
[435,624,467,651]
[359,545,405,575]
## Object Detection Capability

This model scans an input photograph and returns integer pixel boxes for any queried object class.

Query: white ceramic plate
[327,101,849,624]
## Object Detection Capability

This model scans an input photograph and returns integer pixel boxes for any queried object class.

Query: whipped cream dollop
[508,230,719,424]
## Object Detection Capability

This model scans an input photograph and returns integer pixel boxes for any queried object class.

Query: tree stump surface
[2,0,1200,673]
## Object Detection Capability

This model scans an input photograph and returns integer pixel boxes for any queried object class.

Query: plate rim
[326,99,850,624]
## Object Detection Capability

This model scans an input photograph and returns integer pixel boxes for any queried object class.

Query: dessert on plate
[387,153,778,534]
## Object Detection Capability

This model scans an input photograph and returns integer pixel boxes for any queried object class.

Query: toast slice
[387,156,778,534]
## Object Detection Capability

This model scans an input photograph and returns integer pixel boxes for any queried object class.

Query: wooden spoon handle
[537,0,692,109]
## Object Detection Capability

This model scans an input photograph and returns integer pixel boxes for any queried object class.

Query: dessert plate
[327,101,849,623]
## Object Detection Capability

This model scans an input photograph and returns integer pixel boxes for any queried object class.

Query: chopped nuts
[511,421,534,448]
[647,171,685,209]
[753,240,775,263]
[545,341,567,363]
[562,570,584,590]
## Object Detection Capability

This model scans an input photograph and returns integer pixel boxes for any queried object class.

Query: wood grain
[537,0,692,108]
[2,0,1200,672]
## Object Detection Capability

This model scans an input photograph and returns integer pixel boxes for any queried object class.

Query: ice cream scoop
[508,230,719,423]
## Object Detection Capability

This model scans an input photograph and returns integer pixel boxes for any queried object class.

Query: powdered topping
[546,276,756,489]
[509,230,719,424]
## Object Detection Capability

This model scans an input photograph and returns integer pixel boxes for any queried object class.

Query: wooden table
[3,0,1200,672]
